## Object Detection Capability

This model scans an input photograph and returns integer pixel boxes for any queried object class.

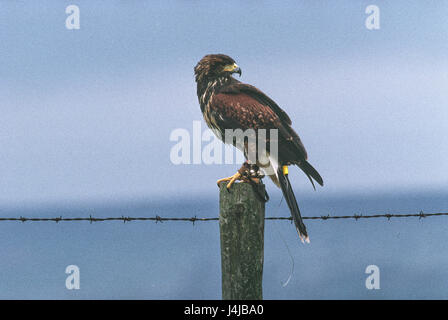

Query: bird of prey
[194,54,323,243]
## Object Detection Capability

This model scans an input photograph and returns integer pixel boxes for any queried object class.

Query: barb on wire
[0,211,446,223]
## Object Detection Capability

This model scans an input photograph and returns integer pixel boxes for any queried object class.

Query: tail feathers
[298,160,323,190]
[277,167,309,243]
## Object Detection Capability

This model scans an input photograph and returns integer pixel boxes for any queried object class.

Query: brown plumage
[194,54,323,242]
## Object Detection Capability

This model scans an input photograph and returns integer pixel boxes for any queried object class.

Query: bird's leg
[216,162,251,189]
[241,164,265,184]
[217,162,265,190]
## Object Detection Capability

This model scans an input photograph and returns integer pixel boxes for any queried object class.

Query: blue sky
[0,1,447,207]
[0,0,447,300]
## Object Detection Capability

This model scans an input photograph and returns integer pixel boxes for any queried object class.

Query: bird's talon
[217,172,243,190]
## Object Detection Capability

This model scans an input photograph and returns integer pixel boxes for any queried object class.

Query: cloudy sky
[0,0,447,206]
[0,0,448,300]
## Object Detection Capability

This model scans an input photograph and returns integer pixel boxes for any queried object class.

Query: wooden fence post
[219,181,265,300]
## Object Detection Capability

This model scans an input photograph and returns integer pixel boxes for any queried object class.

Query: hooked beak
[234,67,242,77]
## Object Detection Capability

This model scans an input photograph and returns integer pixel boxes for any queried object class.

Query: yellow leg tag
[282,165,289,175]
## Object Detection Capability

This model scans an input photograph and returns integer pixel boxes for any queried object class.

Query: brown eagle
[194,54,323,243]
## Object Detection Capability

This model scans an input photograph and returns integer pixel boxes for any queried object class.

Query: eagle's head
[194,54,242,83]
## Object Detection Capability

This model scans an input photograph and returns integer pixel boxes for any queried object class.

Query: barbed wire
[0,211,446,224]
